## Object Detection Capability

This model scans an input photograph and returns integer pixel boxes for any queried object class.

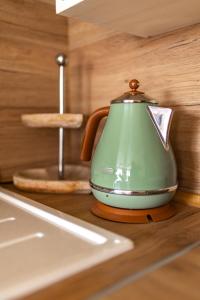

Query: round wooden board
[21,113,83,128]
[91,200,176,223]
[13,165,91,194]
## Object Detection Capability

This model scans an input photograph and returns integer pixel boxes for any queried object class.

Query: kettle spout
[147,106,173,150]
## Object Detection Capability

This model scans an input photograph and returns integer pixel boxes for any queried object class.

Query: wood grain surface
[21,113,83,128]
[103,247,200,300]
[1,0,199,196]
[2,184,199,300]
[13,164,90,193]
[175,190,200,208]
[68,17,117,50]
[67,21,200,194]
[60,0,200,37]
[0,0,69,181]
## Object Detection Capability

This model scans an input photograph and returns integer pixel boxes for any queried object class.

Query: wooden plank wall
[0,0,70,181]
[0,1,199,194]
[67,19,200,194]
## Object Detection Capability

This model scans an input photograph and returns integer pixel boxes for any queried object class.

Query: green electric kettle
[81,79,177,212]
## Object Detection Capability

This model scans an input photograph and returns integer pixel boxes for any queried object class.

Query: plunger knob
[56,53,66,66]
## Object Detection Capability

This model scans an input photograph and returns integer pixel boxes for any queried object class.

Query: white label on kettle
[147,106,173,150]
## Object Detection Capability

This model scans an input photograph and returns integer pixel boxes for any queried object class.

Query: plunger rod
[56,54,66,180]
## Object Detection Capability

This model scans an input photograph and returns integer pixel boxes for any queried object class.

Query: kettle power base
[91,200,176,223]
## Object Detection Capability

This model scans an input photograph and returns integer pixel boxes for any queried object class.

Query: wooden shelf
[56,0,200,37]
[13,165,90,194]
[21,113,83,128]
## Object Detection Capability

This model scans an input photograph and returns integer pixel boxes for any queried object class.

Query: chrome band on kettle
[90,181,178,196]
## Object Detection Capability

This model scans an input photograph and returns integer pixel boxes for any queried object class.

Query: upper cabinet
[56,0,200,37]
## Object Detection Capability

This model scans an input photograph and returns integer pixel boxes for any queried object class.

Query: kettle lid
[111,79,157,104]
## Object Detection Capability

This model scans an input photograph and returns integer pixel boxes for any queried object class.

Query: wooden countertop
[3,184,200,300]
[103,247,200,300]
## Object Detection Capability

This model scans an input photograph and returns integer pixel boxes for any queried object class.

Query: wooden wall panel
[68,17,117,50]
[67,20,200,193]
[0,1,68,108]
[68,23,200,109]
[0,0,69,181]
[171,106,200,193]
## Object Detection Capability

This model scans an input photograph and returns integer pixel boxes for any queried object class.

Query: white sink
[0,187,133,299]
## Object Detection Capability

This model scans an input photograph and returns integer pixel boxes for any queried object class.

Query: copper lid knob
[129,79,139,91]
[128,79,143,95]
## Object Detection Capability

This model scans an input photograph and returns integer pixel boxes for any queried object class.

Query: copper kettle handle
[80,106,110,161]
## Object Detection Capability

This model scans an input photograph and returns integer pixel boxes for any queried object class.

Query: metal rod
[56,54,66,180]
